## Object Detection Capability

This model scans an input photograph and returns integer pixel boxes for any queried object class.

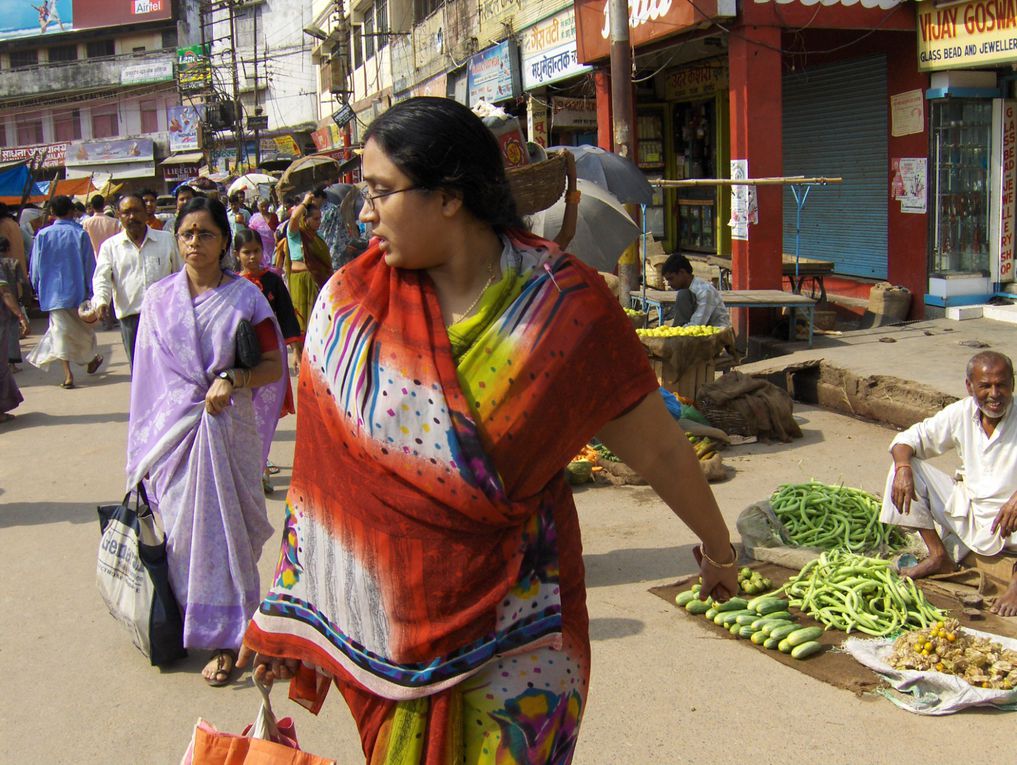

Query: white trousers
[880,458,1017,561]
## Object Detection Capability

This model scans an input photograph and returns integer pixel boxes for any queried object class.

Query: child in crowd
[234,229,299,492]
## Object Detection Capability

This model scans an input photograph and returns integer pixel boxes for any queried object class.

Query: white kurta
[880,397,1017,557]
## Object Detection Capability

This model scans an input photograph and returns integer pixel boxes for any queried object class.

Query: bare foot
[990,576,1017,617]
[901,554,956,580]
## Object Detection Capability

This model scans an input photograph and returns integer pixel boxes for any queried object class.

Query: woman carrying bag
[242,98,736,763]
[126,196,286,687]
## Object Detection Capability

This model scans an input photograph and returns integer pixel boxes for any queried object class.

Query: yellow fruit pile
[637,325,723,338]
[622,308,644,318]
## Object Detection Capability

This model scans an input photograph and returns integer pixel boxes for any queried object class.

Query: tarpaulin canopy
[0,163,38,198]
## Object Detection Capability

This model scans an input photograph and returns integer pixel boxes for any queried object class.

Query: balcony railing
[0,49,177,102]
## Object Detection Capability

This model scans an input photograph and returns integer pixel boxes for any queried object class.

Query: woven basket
[507,151,567,216]
[693,401,752,436]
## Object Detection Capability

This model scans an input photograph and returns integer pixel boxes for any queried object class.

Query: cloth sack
[181,679,336,765]
[843,627,1017,715]
[96,484,187,666]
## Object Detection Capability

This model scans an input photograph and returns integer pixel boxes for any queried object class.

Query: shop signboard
[272,136,302,158]
[0,0,171,41]
[332,104,356,128]
[528,98,549,147]
[167,105,203,152]
[551,97,596,129]
[574,0,734,63]
[918,0,1017,71]
[991,99,1017,283]
[659,60,727,101]
[521,7,590,90]
[468,40,521,105]
[0,141,68,168]
[177,44,212,93]
[163,161,201,182]
[121,57,174,85]
[65,138,154,167]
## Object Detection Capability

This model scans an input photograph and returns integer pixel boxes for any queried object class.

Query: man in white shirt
[92,193,181,368]
[882,351,1017,616]
[662,254,731,328]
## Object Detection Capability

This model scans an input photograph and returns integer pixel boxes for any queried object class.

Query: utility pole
[228,0,244,172]
[609,0,634,160]
[253,0,260,168]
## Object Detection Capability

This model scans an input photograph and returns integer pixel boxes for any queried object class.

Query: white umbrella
[228,173,276,198]
[528,178,641,272]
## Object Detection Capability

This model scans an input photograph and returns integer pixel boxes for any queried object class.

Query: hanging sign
[729,159,757,241]
[551,97,596,129]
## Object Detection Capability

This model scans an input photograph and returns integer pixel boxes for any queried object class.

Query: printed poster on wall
[890,90,924,137]
[728,159,757,241]
[167,105,203,152]
[891,158,927,214]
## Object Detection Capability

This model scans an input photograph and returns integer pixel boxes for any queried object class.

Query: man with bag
[92,193,180,368]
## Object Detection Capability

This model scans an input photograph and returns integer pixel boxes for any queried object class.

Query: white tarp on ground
[844,627,1017,715]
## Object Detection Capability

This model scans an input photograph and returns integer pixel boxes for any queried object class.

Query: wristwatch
[217,369,236,386]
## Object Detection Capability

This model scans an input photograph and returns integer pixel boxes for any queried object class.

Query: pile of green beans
[770,481,907,554]
[778,551,947,637]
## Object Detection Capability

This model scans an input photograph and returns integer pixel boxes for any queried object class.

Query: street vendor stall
[636,324,737,399]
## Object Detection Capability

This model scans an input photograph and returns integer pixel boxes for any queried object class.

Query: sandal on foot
[262,473,274,495]
[0,413,14,424]
[87,354,104,374]
[60,380,75,389]
[204,649,238,688]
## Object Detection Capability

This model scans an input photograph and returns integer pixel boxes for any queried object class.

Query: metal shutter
[782,56,888,278]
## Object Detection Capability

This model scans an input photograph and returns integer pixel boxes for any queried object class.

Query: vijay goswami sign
[918,0,1017,71]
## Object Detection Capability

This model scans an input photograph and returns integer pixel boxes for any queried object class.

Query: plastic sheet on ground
[843,628,1017,715]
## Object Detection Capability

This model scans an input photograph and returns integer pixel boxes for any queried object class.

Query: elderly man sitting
[882,351,1017,616]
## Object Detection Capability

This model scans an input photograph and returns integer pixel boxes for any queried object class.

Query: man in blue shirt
[27,195,103,388]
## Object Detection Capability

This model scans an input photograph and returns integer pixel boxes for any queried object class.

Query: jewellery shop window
[673,99,716,253]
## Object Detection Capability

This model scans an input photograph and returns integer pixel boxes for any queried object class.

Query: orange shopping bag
[181,677,336,765]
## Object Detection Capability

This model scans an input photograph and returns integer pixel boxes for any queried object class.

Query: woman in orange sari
[242,98,737,764]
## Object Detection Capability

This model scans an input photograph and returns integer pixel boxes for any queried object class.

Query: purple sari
[126,271,286,650]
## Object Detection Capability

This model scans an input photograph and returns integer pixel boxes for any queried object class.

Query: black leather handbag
[235,318,262,369]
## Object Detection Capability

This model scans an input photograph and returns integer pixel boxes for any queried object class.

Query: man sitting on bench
[661,253,731,329]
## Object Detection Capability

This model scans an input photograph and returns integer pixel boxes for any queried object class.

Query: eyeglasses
[359,185,422,211]
[177,229,220,244]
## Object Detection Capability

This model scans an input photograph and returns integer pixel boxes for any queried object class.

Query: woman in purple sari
[126,197,286,687]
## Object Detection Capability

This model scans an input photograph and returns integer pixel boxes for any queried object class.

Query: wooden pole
[651,176,843,188]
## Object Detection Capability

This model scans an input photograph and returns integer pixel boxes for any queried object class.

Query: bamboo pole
[651,176,843,187]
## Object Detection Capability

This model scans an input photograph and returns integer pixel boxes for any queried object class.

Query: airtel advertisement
[0,0,171,41]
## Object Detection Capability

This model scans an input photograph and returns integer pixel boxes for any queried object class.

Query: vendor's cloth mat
[650,561,1017,697]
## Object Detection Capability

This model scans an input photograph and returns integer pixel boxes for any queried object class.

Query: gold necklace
[450,255,499,324]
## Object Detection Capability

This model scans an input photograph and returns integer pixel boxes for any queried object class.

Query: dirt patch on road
[768,361,958,430]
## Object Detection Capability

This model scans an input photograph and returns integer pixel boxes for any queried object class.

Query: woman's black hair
[363,97,523,233]
[176,196,233,262]
[233,228,261,253]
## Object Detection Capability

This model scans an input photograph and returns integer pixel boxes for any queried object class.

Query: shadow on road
[584,543,699,588]
[0,501,97,528]
[3,411,130,430]
[589,617,644,641]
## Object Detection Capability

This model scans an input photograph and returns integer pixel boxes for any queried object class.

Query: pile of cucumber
[675,587,824,660]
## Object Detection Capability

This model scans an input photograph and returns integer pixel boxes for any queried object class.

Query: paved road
[1,323,1009,764]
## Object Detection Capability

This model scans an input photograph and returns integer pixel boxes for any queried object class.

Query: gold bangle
[698,543,738,569]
